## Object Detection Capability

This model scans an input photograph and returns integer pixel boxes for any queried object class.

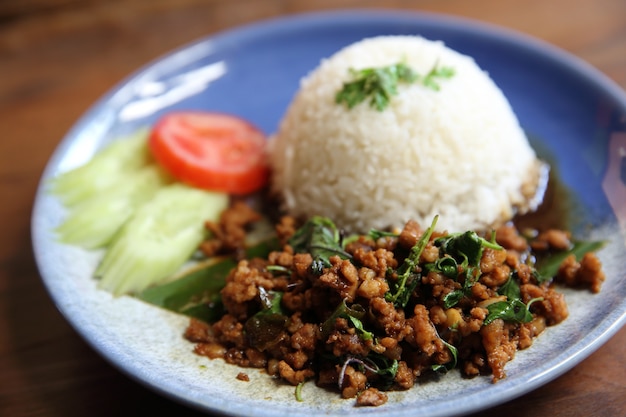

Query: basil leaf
[321,300,369,340]
[386,215,438,307]
[443,289,464,309]
[484,298,538,325]
[535,239,606,283]
[436,230,501,267]
[498,274,521,300]
[442,266,480,308]
[288,216,351,269]
[432,339,458,373]
[435,256,458,278]
[369,355,399,390]
[368,229,399,240]
[245,291,287,351]
[347,315,374,341]
[137,238,279,322]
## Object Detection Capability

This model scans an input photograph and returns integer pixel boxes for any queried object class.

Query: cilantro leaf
[336,62,454,111]
[422,65,456,90]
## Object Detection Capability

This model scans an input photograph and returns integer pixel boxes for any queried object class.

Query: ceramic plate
[32,10,626,417]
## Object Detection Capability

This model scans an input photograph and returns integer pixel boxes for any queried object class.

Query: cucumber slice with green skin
[96,184,229,296]
[50,128,152,207]
[55,165,171,249]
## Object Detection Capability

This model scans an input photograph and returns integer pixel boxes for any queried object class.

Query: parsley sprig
[335,61,455,111]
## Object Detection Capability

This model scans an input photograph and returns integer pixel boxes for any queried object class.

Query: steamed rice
[268,35,542,233]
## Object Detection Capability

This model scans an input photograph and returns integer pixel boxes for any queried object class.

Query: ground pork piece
[290,322,318,351]
[292,252,313,279]
[194,342,227,359]
[345,235,376,254]
[419,242,439,264]
[407,304,445,357]
[378,336,403,361]
[517,316,546,350]
[224,348,249,366]
[326,318,371,357]
[429,305,447,327]
[495,224,529,252]
[236,372,250,381]
[402,350,433,377]
[200,201,262,257]
[245,348,268,368]
[303,286,343,319]
[277,360,315,385]
[340,365,368,399]
[275,215,297,244]
[185,320,229,359]
[460,307,488,337]
[480,262,511,288]
[430,277,460,300]
[212,314,246,348]
[480,247,508,273]
[220,260,276,320]
[394,360,414,389]
[463,352,487,377]
[317,256,360,301]
[285,311,304,333]
[369,297,410,340]
[374,235,398,251]
[316,365,339,387]
[556,254,579,287]
[470,281,495,302]
[530,229,572,252]
[356,387,388,407]
[422,270,446,286]
[514,261,535,285]
[351,247,398,278]
[397,219,423,249]
[357,268,389,299]
[457,333,487,377]
[184,318,213,343]
[282,287,308,311]
[480,247,510,287]
[556,253,605,293]
[284,350,310,370]
[521,284,569,325]
[480,319,517,381]
[268,249,294,268]
[431,306,484,338]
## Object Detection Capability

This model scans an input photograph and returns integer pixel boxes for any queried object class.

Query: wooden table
[1,0,625,416]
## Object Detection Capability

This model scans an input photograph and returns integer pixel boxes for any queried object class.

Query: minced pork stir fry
[184,203,605,407]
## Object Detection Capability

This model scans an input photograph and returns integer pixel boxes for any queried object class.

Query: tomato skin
[148,111,269,195]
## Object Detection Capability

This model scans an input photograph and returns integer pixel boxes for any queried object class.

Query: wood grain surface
[1,1,625,416]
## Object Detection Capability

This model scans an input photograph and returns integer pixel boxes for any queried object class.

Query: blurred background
[1,1,625,416]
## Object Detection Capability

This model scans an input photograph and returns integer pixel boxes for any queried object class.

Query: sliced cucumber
[96,184,229,296]
[55,165,170,249]
[50,128,152,207]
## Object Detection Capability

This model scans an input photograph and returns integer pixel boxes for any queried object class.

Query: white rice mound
[268,35,543,233]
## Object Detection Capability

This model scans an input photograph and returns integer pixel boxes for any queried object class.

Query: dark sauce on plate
[513,167,573,232]
[513,135,576,233]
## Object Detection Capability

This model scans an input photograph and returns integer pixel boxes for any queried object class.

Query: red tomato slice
[148,111,269,195]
